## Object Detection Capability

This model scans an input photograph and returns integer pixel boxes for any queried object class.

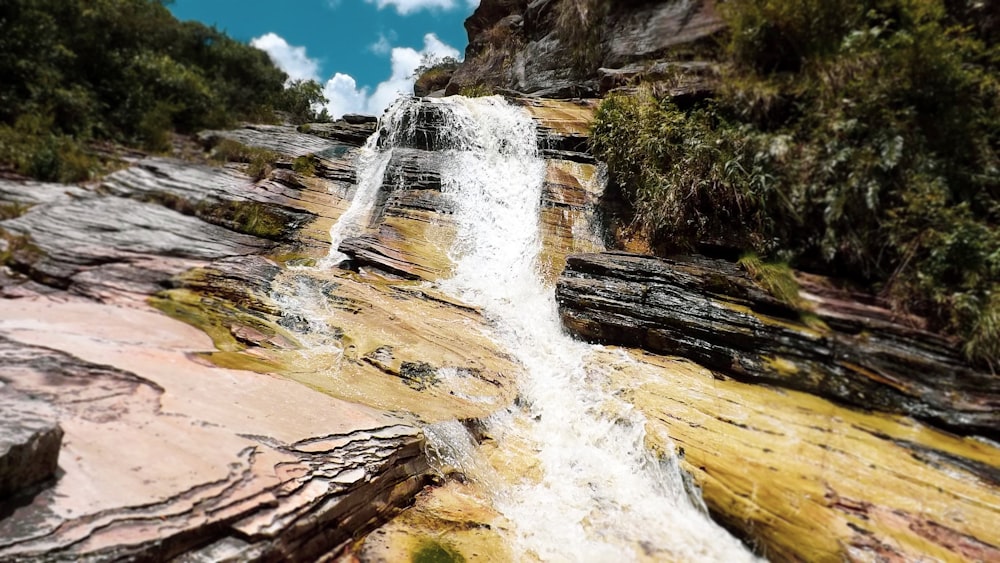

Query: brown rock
[0,299,429,561]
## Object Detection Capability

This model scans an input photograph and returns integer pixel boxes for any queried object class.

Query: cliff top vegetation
[591,0,999,365]
[0,0,329,183]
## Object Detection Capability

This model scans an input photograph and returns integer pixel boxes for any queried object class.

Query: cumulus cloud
[250,31,460,120]
[250,32,320,82]
[365,0,464,16]
[369,31,397,55]
[321,33,460,118]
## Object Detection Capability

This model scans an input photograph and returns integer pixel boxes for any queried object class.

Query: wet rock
[593,348,1000,563]
[0,391,62,499]
[0,303,429,562]
[342,114,377,125]
[556,252,1000,436]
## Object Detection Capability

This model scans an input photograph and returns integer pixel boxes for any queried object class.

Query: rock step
[556,251,1000,436]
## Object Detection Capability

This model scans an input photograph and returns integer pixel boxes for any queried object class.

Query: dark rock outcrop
[556,252,1000,435]
[447,0,724,98]
[0,391,62,499]
[299,117,378,148]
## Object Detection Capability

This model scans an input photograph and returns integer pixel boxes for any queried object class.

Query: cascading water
[326,96,760,561]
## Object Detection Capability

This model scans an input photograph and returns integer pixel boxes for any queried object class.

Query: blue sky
[169,0,478,118]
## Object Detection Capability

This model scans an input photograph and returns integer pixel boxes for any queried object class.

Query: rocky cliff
[446,0,723,97]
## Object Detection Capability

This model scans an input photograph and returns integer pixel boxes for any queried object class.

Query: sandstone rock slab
[0,299,428,562]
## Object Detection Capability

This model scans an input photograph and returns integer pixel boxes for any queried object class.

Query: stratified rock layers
[0,301,428,562]
[557,252,1000,435]
[557,251,1000,561]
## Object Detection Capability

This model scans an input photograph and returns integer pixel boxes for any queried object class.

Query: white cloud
[322,73,370,118]
[250,32,321,82]
[365,0,459,16]
[369,31,397,55]
[321,33,460,119]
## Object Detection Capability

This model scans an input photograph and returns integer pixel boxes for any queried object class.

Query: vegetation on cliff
[0,0,328,182]
[591,0,999,365]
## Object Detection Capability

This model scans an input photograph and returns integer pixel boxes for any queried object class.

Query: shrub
[209,139,279,181]
[592,0,1000,364]
[459,84,495,98]
[292,155,318,176]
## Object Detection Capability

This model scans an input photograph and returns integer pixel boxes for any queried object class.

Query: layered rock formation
[0,391,62,500]
[0,117,514,560]
[3,90,998,562]
[557,252,1000,435]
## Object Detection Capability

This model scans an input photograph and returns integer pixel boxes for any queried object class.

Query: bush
[592,0,1000,364]
[210,139,279,181]
[0,0,291,179]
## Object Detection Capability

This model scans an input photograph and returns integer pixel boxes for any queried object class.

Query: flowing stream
[323,96,759,561]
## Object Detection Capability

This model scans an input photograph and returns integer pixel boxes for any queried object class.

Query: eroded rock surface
[447,0,723,97]
[557,252,1000,435]
[589,348,1000,562]
[0,301,427,562]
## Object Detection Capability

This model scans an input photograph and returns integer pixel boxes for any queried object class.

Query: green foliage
[0,114,100,182]
[413,56,460,80]
[292,155,318,176]
[413,57,460,95]
[276,80,331,124]
[739,253,804,308]
[592,0,1000,363]
[591,89,778,250]
[0,0,300,181]
[210,139,279,181]
[459,84,495,98]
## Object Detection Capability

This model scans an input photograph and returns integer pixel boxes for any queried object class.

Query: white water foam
[317,95,761,561]
[321,97,416,268]
[427,96,760,562]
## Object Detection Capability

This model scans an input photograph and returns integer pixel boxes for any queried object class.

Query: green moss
[412,540,465,563]
[739,253,803,309]
[209,138,279,181]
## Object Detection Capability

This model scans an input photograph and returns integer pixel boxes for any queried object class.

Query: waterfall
[328,96,760,562]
